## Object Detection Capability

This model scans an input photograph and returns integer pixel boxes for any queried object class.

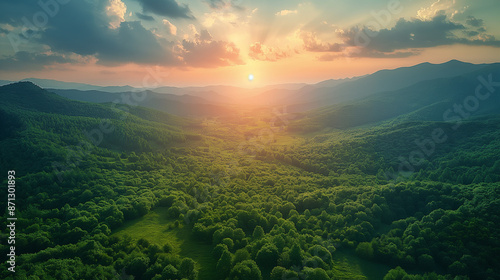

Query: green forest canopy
[0,82,499,280]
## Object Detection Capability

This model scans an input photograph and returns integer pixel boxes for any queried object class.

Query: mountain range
[2,60,499,129]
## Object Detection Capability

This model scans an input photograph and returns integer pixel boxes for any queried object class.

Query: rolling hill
[289,62,500,132]
[0,82,192,174]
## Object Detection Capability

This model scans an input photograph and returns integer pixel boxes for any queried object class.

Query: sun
[248,74,254,81]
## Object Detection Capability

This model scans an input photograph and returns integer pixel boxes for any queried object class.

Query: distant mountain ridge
[18,78,138,93]
[49,88,233,118]
[5,60,492,105]
[289,62,500,132]
[1,78,313,96]
[0,81,188,129]
[278,60,494,110]
[4,60,499,123]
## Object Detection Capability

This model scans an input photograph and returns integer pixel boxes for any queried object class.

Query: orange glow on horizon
[1,46,498,88]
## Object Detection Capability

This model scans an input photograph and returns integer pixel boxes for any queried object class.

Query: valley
[0,61,499,280]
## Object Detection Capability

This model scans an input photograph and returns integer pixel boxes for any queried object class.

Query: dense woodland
[0,82,499,279]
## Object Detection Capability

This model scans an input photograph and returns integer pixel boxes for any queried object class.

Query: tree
[180,258,198,280]
[355,242,374,259]
[126,256,149,278]
[303,256,328,270]
[216,250,232,279]
[280,202,296,218]
[303,267,330,280]
[253,226,265,240]
[256,244,279,269]
[162,264,179,279]
[213,244,229,260]
[273,235,286,252]
[289,244,303,266]
[270,266,287,280]
[229,260,262,280]
[233,249,251,265]
[163,242,174,253]
[233,228,246,243]
[222,238,234,251]
[308,245,332,264]
[418,254,435,271]
[449,261,467,276]
[383,266,408,280]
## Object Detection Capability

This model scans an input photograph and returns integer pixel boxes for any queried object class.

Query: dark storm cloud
[0,51,76,71]
[136,12,155,21]
[136,0,195,19]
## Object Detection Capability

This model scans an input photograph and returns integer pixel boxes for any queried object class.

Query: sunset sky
[0,0,499,87]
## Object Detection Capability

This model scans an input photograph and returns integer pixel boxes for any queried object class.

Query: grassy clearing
[112,207,217,279]
[111,208,390,280]
[333,250,392,280]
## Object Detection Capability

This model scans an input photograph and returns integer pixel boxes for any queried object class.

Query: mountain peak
[442,59,471,66]
[1,81,44,92]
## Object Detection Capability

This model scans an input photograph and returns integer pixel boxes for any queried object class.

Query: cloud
[339,15,466,52]
[204,0,245,11]
[37,1,121,56]
[301,14,500,59]
[162,19,177,35]
[0,0,247,70]
[106,0,127,29]
[0,51,78,71]
[337,15,500,53]
[465,16,484,27]
[136,0,194,19]
[205,0,226,9]
[275,10,298,16]
[97,21,181,65]
[181,29,243,68]
[248,42,291,61]
[417,0,456,20]
[318,49,417,61]
[300,31,343,52]
[196,29,213,41]
[23,1,180,65]
[202,11,239,28]
[0,1,43,26]
[415,0,469,22]
[136,12,155,21]
[463,30,479,37]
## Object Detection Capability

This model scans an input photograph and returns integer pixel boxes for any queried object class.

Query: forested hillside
[0,79,499,280]
[288,63,500,132]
